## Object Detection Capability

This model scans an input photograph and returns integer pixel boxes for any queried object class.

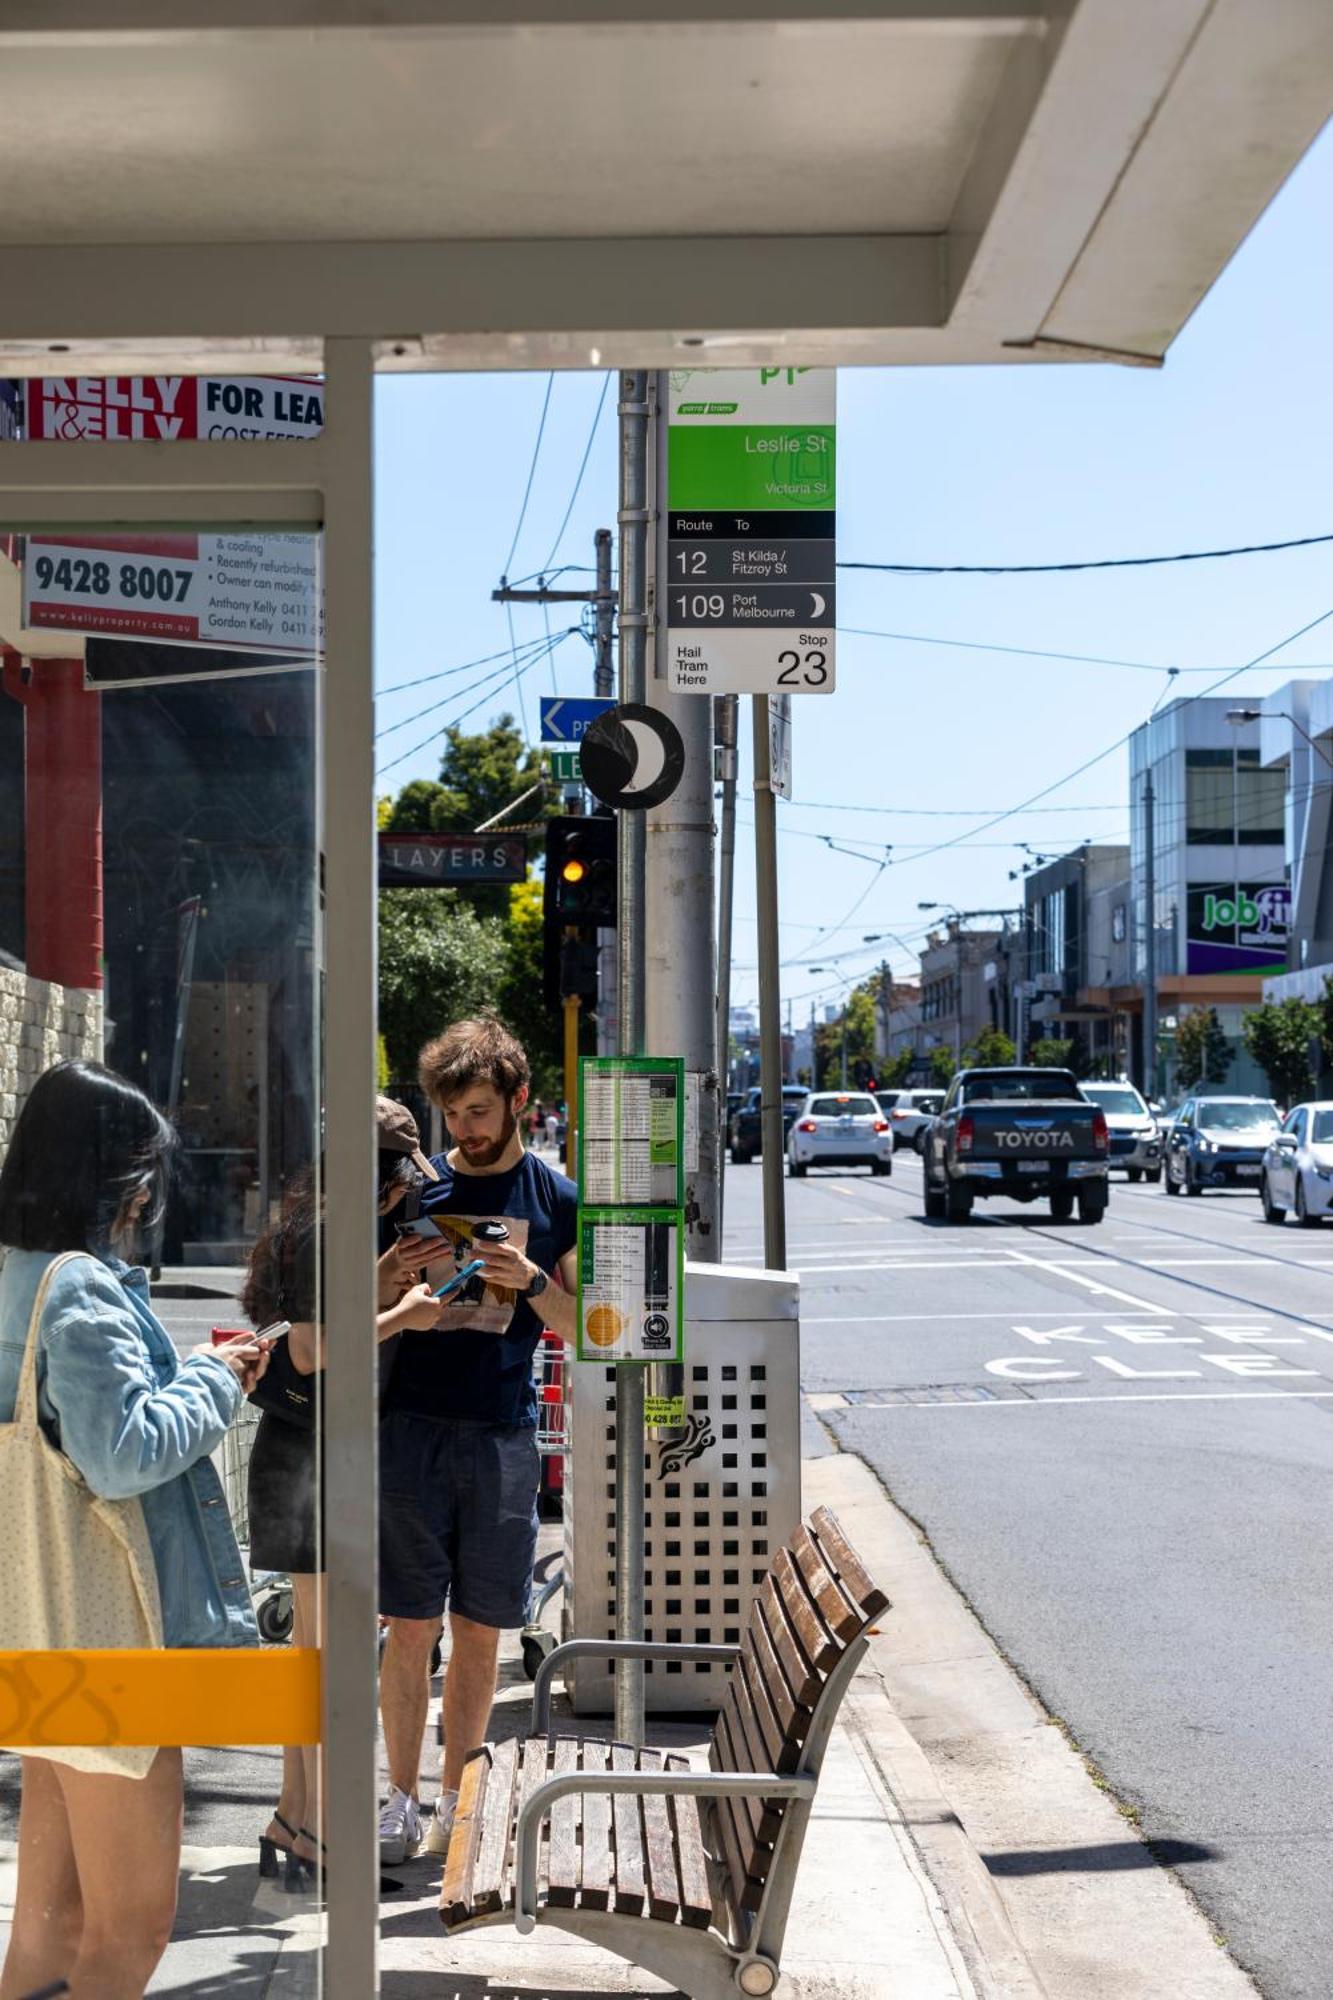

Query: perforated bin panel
[564,1262,800,1714]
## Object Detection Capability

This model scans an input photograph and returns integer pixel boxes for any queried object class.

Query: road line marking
[842,1390,1333,1410]
[1001,1245,1162,1312]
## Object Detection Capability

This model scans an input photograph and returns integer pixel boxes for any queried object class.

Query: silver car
[788,1091,893,1177]
[1079,1080,1161,1183]
[1261,1101,1333,1226]
[876,1088,945,1151]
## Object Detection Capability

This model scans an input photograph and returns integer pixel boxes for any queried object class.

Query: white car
[876,1088,945,1151]
[1261,1101,1333,1226]
[788,1092,893,1177]
[1079,1080,1162,1183]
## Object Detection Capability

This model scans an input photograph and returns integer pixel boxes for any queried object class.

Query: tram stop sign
[579,703,685,812]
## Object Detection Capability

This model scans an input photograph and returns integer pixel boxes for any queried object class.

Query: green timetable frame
[576,1205,685,1364]
[578,1054,686,1210]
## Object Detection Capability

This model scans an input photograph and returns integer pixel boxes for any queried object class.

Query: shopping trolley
[216,1385,295,1645]
[520,1331,568,1680]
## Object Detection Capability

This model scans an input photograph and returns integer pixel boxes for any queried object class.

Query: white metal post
[318,338,380,1995]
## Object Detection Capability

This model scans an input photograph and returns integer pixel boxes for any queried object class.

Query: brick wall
[0,967,104,1155]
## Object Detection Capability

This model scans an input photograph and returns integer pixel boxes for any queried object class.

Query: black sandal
[259,1810,301,1880]
[284,1827,404,1897]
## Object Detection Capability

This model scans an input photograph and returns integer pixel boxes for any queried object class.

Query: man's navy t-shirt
[383,1149,578,1429]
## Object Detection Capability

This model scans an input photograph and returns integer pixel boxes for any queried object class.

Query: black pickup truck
[729,1085,810,1164]
[922,1067,1110,1224]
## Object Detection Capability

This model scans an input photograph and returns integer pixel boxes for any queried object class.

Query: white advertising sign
[22,533,321,656]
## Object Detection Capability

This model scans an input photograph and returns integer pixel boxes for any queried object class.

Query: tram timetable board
[665,367,836,696]
[577,1206,684,1364]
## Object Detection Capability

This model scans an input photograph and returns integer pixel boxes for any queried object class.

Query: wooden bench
[440,1505,888,2000]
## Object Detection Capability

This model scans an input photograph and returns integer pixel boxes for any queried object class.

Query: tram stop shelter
[1,4,1330,1992]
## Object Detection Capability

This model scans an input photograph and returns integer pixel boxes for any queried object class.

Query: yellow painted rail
[0,1648,321,1747]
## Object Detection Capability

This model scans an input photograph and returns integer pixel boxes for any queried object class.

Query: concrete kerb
[804,1449,1259,2000]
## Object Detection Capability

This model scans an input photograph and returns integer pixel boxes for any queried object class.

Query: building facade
[1017,844,1132,1073]
[918,924,1002,1068]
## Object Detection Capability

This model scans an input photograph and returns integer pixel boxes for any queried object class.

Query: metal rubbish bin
[563,1260,800,1715]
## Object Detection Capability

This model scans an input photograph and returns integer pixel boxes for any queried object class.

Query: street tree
[1174,1006,1232,1090]
[962,1027,1016,1068]
[1028,1036,1074,1068]
[813,982,878,1088]
[1241,997,1320,1107]
[378,889,509,1080]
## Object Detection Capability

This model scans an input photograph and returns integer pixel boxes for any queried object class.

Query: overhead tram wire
[540,372,612,573]
[837,529,1333,576]
[500,371,555,583]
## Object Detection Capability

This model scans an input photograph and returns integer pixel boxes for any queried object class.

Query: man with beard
[377,1016,577,1864]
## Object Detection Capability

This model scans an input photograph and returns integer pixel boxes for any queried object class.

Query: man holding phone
[377,1016,577,1864]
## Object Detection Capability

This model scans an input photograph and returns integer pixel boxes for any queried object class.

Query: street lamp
[1225,707,1333,771]
[808,965,853,1087]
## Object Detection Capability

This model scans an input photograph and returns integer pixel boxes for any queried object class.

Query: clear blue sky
[374,119,1333,1025]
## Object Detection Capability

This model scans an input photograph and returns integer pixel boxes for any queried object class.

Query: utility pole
[715,694,739,1244]
[753,698,786,1271]
[593,526,614,699]
[1143,768,1157,1101]
[613,371,650,1743]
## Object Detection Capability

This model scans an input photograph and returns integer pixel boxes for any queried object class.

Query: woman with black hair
[0,1060,269,2000]
[245,1111,444,1891]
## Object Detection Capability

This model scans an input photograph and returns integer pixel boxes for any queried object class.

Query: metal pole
[614,369,649,1741]
[563,990,580,1175]
[839,993,848,1087]
[715,694,739,1245]
[594,525,614,699]
[1143,768,1157,1100]
[752,696,786,1272]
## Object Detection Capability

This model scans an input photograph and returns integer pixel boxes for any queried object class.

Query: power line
[374,629,571,779]
[838,531,1333,577]
[500,371,555,581]
[376,629,569,709]
[836,625,1200,675]
[540,373,612,573]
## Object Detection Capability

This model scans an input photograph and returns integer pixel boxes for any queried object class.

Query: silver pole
[1143,768,1157,1099]
[615,369,649,1741]
[320,337,379,1998]
[645,371,717,1440]
[715,694,739,1247]
[752,696,787,1272]
[594,524,614,699]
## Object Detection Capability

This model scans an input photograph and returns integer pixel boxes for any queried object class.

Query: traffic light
[546,814,617,926]
[543,814,617,1003]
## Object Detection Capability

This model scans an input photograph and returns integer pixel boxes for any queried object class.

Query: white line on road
[843,1390,1333,1409]
[1000,1244,1163,1312]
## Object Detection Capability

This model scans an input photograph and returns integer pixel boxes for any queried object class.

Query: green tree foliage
[494,877,562,1100]
[1174,1006,1232,1090]
[1241,997,1319,1107]
[813,982,878,1087]
[962,1027,1016,1068]
[1028,1036,1075,1069]
[377,889,509,1081]
[381,714,553,918]
[878,1048,918,1088]
[929,1044,957,1088]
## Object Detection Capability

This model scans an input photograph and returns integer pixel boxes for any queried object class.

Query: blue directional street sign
[539,695,614,744]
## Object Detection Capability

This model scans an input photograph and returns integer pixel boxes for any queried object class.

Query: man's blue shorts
[379,1410,539,1629]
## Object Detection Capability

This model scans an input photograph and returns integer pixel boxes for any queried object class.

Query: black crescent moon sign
[580,703,686,811]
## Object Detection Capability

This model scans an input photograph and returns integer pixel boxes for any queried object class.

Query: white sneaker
[422,1788,459,1857]
[379,1786,423,1864]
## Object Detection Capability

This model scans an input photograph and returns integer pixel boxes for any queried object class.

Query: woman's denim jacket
[0,1246,257,1648]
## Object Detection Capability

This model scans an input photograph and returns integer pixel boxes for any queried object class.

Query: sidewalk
[0,1429,1257,1997]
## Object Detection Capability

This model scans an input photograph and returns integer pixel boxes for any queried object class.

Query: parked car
[1161,1096,1281,1195]
[923,1066,1110,1223]
[1260,1101,1333,1225]
[875,1088,945,1151]
[787,1091,893,1177]
[1078,1079,1162,1183]
[728,1084,810,1164]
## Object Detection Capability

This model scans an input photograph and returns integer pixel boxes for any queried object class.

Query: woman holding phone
[0,1060,269,2000]
[246,1121,444,1890]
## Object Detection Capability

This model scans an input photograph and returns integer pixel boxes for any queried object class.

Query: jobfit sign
[1186,882,1291,975]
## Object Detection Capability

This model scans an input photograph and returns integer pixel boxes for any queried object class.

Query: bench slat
[547,1735,580,1908]
[707,1727,767,1920]
[811,1505,891,1620]
[665,1752,714,1929]
[736,1641,798,1776]
[440,1744,490,1925]
[771,1547,841,1674]
[789,1523,864,1644]
[468,1734,518,1916]
[713,1696,785,1846]
[637,1747,682,1923]
[579,1738,613,1910]
[748,1591,812,1755]
[508,1737,554,1910]
[758,1572,822,1708]
[610,1741,646,1914]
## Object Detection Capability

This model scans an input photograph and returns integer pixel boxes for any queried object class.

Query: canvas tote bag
[0,1251,164,1777]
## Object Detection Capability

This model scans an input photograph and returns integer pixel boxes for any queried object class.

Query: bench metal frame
[452,1631,869,2000]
